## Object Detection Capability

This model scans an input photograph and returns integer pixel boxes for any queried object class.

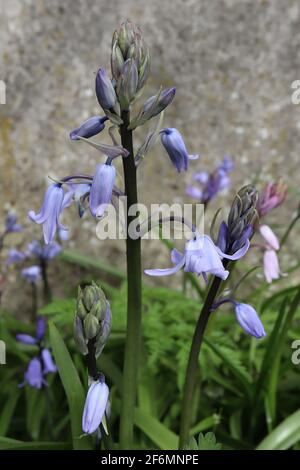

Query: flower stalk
[119,110,142,449]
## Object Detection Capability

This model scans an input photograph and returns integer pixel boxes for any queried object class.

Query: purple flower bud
[70,116,107,140]
[160,128,198,173]
[28,240,62,260]
[16,334,37,345]
[95,68,117,110]
[82,380,109,434]
[28,183,65,244]
[89,163,116,217]
[234,303,266,339]
[257,180,287,217]
[6,248,26,265]
[41,348,57,374]
[23,358,45,389]
[58,227,69,241]
[36,317,46,340]
[5,212,23,233]
[21,265,41,283]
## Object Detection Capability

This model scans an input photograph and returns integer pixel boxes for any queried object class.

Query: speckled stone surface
[1,0,300,311]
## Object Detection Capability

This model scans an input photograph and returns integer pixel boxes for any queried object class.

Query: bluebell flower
[82,379,109,434]
[28,183,67,244]
[4,212,23,233]
[234,302,266,339]
[58,227,69,241]
[216,222,251,261]
[27,240,62,260]
[41,348,57,374]
[186,156,234,204]
[145,235,229,281]
[21,358,46,389]
[160,128,198,173]
[21,265,41,283]
[6,248,26,265]
[16,317,46,345]
[95,68,117,110]
[70,116,108,140]
[90,163,116,217]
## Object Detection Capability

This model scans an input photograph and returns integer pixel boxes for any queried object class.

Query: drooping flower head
[259,224,281,283]
[82,378,109,434]
[22,358,46,389]
[6,248,26,265]
[145,235,229,281]
[4,212,23,233]
[21,265,41,283]
[234,302,266,339]
[90,163,116,217]
[70,116,108,140]
[256,179,287,217]
[27,240,62,260]
[160,128,198,173]
[28,183,66,244]
[186,156,234,204]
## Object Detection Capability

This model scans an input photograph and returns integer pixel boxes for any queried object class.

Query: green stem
[280,213,300,248]
[178,273,225,448]
[31,282,37,320]
[119,110,142,449]
[40,258,52,304]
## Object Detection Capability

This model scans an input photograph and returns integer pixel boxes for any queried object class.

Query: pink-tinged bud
[263,250,280,283]
[259,224,280,251]
[257,180,287,217]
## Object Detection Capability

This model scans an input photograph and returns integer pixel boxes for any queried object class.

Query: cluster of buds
[74,282,111,358]
[256,179,287,217]
[111,20,150,109]
[227,185,258,249]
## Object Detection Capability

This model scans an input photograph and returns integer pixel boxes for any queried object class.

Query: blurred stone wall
[1,0,300,312]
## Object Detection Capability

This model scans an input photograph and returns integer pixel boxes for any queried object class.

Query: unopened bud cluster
[227,185,258,245]
[74,282,111,357]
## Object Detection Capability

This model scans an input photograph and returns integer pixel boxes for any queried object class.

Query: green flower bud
[227,185,258,243]
[117,59,138,110]
[90,298,107,321]
[74,316,88,355]
[111,41,125,81]
[84,313,100,340]
[95,304,112,358]
[82,285,100,311]
[76,298,87,319]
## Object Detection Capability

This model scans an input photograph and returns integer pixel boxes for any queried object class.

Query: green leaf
[190,415,221,436]
[184,432,222,450]
[49,321,93,450]
[134,408,178,450]
[59,249,125,280]
[204,339,252,398]
[256,409,300,450]
[0,436,72,450]
[26,387,45,440]
[0,389,21,436]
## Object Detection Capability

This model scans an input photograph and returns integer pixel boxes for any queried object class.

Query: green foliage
[184,432,222,450]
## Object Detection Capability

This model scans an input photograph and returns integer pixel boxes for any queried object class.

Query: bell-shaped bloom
[259,224,279,251]
[6,248,26,265]
[5,212,23,233]
[16,333,37,345]
[22,358,46,389]
[58,227,69,241]
[36,317,46,341]
[160,128,198,173]
[257,180,287,217]
[41,348,57,374]
[145,235,229,280]
[263,249,280,283]
[90,163,116,217]
[187,156,233,204]
[82,380,109,434]
[21,265,41,283]
[259,224,281,283]
[28,183,65,244]
[27,240,62,260]
[95,68,117,110]
[234,303,266,339]
[70,116,107,140]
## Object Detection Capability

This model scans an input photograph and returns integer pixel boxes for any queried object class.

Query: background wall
[1,0,300,311]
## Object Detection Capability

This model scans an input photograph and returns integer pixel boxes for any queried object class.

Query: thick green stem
[119,110,142,449]
[178,274,224,449]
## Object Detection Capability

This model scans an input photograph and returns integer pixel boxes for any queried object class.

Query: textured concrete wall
[1,0,300,311]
